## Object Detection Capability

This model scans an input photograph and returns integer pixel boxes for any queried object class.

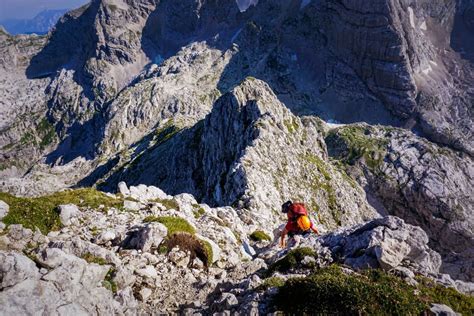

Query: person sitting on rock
[280,200,320,248]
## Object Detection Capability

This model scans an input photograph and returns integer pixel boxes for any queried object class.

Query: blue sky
[0,0,90,20]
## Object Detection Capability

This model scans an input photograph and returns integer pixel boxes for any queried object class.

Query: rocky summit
[0,0,473,315]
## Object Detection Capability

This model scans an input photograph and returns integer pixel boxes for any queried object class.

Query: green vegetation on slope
[81,253,108,265]
[102,267,118,294]
[249,230,272,242]
[0,188,123,234]
[150,198,180,211]
[200,239,214,266]
[416,276,474,315]
[192,204,206,218]
[143,216,196,236]
[258,277,285,291]
[302,153,341,226]
[273,265,474,315]
[37,118,57,149]
[266,247,316,276]
[325,126,388,172]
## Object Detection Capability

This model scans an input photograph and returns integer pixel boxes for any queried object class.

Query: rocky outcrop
[0,250,133,315]
[326,124,474,281]
[102,78,378,229]
[319,216,442,275]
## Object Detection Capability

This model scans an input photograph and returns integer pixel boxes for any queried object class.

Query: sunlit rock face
[0,2,473,310]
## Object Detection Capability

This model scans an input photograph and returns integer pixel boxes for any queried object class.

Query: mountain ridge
[0,0,473,313]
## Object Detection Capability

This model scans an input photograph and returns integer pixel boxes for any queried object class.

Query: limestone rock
[135,265,158,280]
[123,222,168,253]
[0,251,40,289]
[430,304,458,316]
[118,181,130,196]
[168,248,191,268]
[0,250,128,315]
[58,204,79,226]
[326,124,474,281]
[104,78,378,231]
[315,216,442,274]
[218,292,239,310]
[123,200,142,211]
[0,200,9,220]
[95,230,116,245]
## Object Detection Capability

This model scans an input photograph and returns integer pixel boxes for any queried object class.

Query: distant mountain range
[0,9,68,35]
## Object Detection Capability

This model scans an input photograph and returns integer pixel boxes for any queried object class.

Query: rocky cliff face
[0,0,473,313]
[100,78,378,230]
[326,124,474,281]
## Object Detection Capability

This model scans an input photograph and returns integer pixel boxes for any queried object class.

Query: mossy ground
[302,153,341,226]
[81,253,108,265]
[258,277,285,291]
[143,216,196,236]
[283,118,299,134]
[0,188,123,234]
[192,204,206,218]
[325,126,388,173]
[150,198,180,211]
[200,239,214,266]
[266,247,316,276]
[102,267,118,294]
[249,230,272,242]
[272,265,474,315]
[416,276,474,315]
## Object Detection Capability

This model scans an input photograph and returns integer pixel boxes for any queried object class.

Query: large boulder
[0,249,133,315]
[316,216,442,274]
[122,223,168,252]
[0,251,40,289]
[58,204,80,226]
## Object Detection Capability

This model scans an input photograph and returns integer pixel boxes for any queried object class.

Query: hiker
[280,200,319,248]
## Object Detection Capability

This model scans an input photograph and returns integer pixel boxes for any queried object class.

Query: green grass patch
[143,216,196,236]
[0,188,123,234]
[102,267,118,294]
[283,118,299,134]
[325,126,388,173]
[200,239,214,266]
[37,118,56,149]
[81,253,108,265]
[301,153,341,226]
[20,132,35,145]
[2,143,15,151]
[250,230,271,242]
[304,154,331,181]
[154,120,181,147]
[274,265,474,315]
[150,198,180,211]
[416,276,474,314]
[258,277,285,291]
[192,204,206,218]
[266,247,316,276]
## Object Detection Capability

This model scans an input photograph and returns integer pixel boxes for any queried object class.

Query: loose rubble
[0,184,472,314]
